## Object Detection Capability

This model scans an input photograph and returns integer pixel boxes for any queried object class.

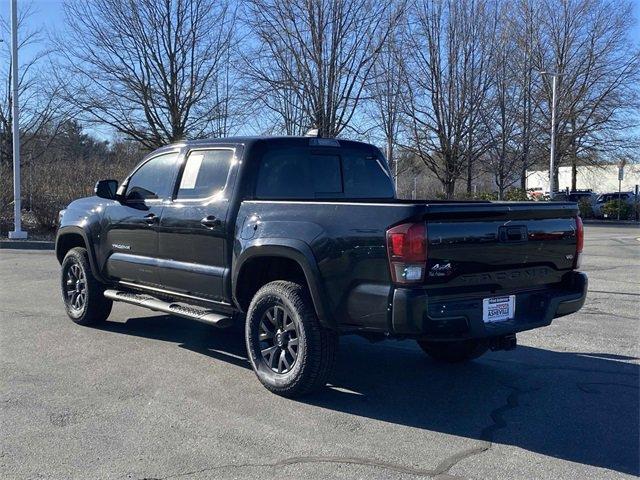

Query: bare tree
[57,0,239,150]
[365,19,407,187]
[481,1,546,198]
[243,0,403,138]
[0,3,69,166]
[509,0,543,190]
[242,52,310,136]
[533,0,640,190]
[403,0,496,198]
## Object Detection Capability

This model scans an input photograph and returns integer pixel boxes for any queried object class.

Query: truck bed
[236,199,581,333]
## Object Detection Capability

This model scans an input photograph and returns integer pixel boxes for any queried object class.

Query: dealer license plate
[482,295,515,323]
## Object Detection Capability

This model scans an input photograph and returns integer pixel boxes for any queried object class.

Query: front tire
[417,339,488,363]
[245,281,338,397]
[61,247,112,325]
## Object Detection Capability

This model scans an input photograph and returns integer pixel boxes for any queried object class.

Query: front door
[101,151,181,287]
[157,147,238,303]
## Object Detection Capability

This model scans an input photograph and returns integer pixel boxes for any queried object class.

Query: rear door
[157,146,239,303]
[102,151,181,286]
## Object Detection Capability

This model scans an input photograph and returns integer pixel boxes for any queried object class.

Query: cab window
[125,153,179,202]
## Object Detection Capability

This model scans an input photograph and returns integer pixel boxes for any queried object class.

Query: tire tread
[246,280,338,397]
[61,247,112,325]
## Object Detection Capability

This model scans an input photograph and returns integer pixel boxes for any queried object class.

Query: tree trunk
[497,162,506,200]
[570,118,577,191]
[466,132,473,194]
[520,139,530,190]
[386,138,395,187]
[444,178,456,199]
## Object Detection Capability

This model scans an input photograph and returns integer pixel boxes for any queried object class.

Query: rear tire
[245,281,338,397]
[417,339,488,363]
[61,247,112,325]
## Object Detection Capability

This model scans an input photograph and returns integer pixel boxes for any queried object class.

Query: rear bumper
[391,271,588,340]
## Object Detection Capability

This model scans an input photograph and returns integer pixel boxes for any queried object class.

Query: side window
[176,149,234,199]
[125,153,179,202]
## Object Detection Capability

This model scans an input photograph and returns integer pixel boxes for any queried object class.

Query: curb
[583,220,639,227]
[0,240,55,250]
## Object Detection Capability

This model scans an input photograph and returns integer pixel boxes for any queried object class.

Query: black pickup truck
[56,136,587,396]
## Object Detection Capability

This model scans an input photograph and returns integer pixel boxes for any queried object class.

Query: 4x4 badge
[429,263,452,277]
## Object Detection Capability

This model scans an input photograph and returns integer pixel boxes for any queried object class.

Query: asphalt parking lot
[1,224,638,480]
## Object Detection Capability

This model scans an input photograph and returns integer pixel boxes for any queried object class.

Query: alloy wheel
[64,261,87,312]
[258,304,300,374]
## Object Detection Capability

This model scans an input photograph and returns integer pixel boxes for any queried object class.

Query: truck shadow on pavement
[99,315,639,476]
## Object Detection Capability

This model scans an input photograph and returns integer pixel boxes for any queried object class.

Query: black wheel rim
[258,304,300,374]
[64,261,87,312]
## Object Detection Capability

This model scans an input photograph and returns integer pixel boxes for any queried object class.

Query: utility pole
[541,71,562,200]
[617,161,625,220]
[9,0,27,239]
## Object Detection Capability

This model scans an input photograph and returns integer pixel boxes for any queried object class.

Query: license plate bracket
[482,295,516,323]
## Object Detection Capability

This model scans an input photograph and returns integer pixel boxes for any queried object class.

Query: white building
[526,164,640,193]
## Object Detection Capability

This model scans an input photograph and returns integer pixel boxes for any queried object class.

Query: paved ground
[1,225,638,480]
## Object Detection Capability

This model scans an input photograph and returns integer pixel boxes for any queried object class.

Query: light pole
[8,0,26,239]
[540,71,563,199]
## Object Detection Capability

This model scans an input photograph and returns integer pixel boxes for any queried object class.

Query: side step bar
[104,289,233,328]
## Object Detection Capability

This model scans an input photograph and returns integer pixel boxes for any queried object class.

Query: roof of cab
[141,136,381,165]
[165,135,377,150]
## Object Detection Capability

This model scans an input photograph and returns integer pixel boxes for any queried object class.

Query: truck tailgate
[422,202,579,293]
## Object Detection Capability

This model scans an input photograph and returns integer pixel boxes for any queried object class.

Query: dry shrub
[1,156,140,235]
[1,162,13,235]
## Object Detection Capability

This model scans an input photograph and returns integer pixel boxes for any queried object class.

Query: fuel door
[240,214,261,240]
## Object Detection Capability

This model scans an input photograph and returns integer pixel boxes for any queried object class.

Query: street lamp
[540,71,564,199]
[8,0,26,239]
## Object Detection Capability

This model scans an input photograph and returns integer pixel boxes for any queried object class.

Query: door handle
[143,213,157,225]
[201,215,221,228]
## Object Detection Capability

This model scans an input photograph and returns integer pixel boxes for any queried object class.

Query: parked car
[592,192,636,218]
[552,190,598,204]
[56,136,588,397]
[526,188,547,201]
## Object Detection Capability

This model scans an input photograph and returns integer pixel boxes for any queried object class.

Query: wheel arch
[55,226,105,282]
[233,240,335,329]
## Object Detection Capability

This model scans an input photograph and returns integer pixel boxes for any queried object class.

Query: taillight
[574,216,584,269]
[386,222,427,284]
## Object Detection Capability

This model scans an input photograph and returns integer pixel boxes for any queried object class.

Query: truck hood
[65,195,118,211]
[59,196,116,229]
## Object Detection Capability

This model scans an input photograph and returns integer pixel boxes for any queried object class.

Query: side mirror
[95,179,119,200]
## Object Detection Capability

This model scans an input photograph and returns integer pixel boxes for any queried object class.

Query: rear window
[255,147,394,199]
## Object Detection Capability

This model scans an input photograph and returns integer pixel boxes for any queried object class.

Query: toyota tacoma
[56,136,588,396]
